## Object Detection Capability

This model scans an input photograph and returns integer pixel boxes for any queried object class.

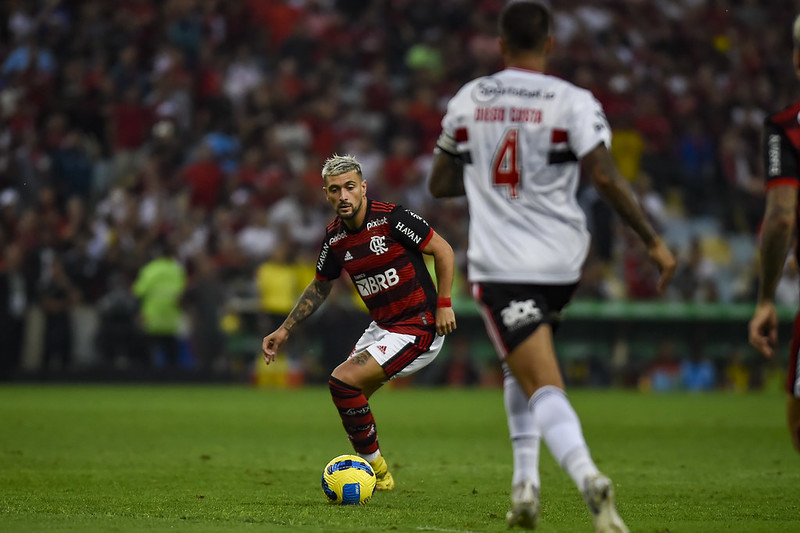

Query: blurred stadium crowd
[0,0,797,384]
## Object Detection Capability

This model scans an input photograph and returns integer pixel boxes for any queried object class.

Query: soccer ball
[321,454,376,505]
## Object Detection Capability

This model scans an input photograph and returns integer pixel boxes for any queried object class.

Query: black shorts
[472,282,578,359]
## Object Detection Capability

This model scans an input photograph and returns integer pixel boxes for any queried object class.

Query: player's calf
[329,377,379,456]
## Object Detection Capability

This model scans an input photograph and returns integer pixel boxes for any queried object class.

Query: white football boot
[582,474,629,533]
[506,480,539,529]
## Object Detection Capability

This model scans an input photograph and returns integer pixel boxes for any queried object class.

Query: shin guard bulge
[329,377,379,456]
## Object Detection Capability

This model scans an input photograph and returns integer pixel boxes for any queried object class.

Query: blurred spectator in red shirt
[180,142,224,212]
[110,87,153,153]
[382,136,418,192]
[407,85,443,153]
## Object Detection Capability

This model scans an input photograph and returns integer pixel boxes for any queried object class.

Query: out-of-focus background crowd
[0,0,796,391]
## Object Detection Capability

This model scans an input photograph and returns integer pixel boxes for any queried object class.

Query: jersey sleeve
[390,206,434,250]
[315,236,342,281]
[763,119,800,190]
[440,83,473,158]
[441,84,470,136]
[567,89,612,159]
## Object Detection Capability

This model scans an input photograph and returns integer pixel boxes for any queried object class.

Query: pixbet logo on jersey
[355,268,399,297]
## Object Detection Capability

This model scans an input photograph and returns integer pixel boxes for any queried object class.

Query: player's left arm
[421,230,457,336]
[582,142,676,293]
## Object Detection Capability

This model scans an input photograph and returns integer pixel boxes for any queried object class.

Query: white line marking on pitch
[417,526,470,533]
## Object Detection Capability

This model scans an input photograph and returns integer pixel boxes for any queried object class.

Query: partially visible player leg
[786,315,800,453]
[504,369,541,529]
[329,351,395,489]
[506,326,628,533]
[787,395,800,453]
[330,323,444,491]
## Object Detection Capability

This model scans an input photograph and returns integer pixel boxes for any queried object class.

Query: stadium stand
[0,0,793,386]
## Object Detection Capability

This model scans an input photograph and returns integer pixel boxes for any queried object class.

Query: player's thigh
[341,322,441,395]
[331,350,387,396]
[473,281,575,397]
[504,323,564,398]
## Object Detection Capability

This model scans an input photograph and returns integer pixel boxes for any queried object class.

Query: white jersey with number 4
[441,67,611,284]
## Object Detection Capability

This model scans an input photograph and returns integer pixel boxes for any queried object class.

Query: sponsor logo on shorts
[500,299,543,331]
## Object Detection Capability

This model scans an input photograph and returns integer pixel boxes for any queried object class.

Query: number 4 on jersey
[492,128,520,199]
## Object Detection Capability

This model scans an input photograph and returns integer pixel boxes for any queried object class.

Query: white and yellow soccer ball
[321,454,376,505]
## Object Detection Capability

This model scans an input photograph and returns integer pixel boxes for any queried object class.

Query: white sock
[362,450,380,462]
[504,372,541,487]
[529,385,599,489]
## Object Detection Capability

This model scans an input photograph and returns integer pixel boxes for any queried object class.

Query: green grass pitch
[1,385,799,532]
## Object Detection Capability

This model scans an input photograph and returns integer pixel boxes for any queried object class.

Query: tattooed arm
[749,185,798,358]
[582,142,676,293]
[262,278,333,363]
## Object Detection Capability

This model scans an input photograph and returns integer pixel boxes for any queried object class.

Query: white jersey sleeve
[565,91,610,158]
[440,68,611,284]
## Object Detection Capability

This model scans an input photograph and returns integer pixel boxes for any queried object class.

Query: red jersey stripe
[552,129,568,143]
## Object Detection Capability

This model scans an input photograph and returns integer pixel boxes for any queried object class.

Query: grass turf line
[0,385,798,532]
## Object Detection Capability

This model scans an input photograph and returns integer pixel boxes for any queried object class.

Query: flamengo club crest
[369,235,388,255]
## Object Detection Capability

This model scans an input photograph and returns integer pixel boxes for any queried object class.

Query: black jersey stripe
[547,150,578,164]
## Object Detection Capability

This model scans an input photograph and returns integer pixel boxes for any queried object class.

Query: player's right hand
[262,327,289,364]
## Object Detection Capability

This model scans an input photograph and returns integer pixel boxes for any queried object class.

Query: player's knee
[330,365,356,388]
[329,374,361,399]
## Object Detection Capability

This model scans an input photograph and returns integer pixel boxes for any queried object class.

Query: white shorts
[351,321,444,380]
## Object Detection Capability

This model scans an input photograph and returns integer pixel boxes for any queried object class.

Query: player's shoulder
[496,69,598,106]
[325,217,343,236]
[370,199,396,214]
[539,72,599,104]
[766,100,800,128]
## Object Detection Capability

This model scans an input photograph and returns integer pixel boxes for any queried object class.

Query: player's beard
[337,198,362,220]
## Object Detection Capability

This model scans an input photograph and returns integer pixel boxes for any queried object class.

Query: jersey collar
[505,66,543,74]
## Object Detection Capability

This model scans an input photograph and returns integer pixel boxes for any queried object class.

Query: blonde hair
[321,154,363,181]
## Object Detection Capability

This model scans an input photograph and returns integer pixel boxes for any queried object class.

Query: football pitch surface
[1,385,799,532]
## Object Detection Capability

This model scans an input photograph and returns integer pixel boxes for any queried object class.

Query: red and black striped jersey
[316,199,436,335]
[762,102,800,263]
